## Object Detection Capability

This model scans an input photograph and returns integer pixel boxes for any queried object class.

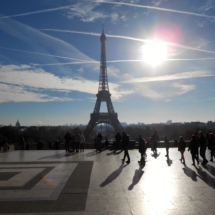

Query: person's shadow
[151,152,160,159]
[195,166,215,189]
[166,157,173,166]
[84,150,97,157]
[182,165,199,181]
[201,163,215,177]
[100,165,125,187]
[38,153,65,160]
[128,169,144,190]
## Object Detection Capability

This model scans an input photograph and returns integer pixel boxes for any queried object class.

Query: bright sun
[142,40,167,66]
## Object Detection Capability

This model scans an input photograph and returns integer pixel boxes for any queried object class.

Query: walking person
[164,135,169,158]
[64,131,72,153]
[188,135,199,166]
[121,131,130,164]
[80,132,85,152]
[115,132,121,150]
[138,134,146,165]
[208,132,215,162]
[178,136,186,164]
[198,131,208,165]
[151,131,159,154]
[194,131,200,160]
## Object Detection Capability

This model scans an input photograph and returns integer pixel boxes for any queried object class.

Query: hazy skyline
[1,0,215,126]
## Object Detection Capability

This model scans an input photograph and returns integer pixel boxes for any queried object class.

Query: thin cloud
[40,29,215,55]
[1,1,214,20]
[122,71,215,83]
[95,0,215,19]
[0,46,90,62]
[0,5,73,19]
[0,64,131,102]
[0,83,72,103]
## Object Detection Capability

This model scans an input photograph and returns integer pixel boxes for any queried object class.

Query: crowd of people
[137,130,215,167]
[2,129,215,167]
[64,131,85,153]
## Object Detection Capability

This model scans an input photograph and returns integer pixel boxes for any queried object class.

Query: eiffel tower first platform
[84,28,123,137]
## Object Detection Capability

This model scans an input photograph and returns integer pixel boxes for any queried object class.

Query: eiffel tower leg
[110,117,123,133]
[84,118,97,139]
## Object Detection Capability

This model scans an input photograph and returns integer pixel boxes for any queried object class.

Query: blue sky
[1,0,215,126]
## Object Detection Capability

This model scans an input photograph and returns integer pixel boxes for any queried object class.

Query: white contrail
[33,61,99,66]
[33,58,215,67]
[0,1,214,20]
[40,29,215,55]
[0,47,89,62]
[121,71,215,83]
[0,5,73,19]
[95,0,215,19]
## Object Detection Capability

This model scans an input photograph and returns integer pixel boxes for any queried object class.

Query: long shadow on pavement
[201,163,215,177]
[128,169,144,190]
[106,150,123,156]
[195,166,215,189]
[100,164,126,187]
[182,165,198,182]
[38,153,70,160]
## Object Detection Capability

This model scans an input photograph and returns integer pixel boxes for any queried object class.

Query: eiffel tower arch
[84,28,123,137]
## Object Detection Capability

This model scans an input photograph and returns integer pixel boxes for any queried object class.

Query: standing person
[80,132,85,152]
[151,131,159,154]
[48,140,52,149]
[208,132,215,162]
[55,139,59,150]
[188,135,199,166]
[4,138,10,151]
[164,135,170,157]
[74,133,80,152]
[121,131,130,164]
[19,136,25,150]
[178,136,186,164]
[115,132,122,150]
[64,131,72,153]
[198,131,208,165]
[97,133,102,141]
[138,134,146,165]
[194,131,200,160]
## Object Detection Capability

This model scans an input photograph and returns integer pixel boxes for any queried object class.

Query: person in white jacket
[80,132,85,152]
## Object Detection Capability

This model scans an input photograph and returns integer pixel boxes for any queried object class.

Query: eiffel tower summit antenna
[84,27,123,138]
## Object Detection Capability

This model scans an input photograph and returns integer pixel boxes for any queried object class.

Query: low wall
[11,140,191,150]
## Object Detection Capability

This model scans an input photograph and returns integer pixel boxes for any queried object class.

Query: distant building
[207,121,215,130]
[166,120,172,125]
[15,120,20,128]
[121,122,128,127]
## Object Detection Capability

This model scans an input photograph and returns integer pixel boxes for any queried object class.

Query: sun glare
[142,40,167,66]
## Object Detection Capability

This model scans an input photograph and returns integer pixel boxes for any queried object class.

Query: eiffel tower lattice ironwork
[84,28,123,137]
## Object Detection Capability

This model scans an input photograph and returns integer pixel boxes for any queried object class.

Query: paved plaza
[0,148,215,215]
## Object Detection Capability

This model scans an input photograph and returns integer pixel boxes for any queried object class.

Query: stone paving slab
[0,148,215,214]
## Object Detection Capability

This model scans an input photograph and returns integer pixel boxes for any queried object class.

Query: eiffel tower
[84,28,123,137]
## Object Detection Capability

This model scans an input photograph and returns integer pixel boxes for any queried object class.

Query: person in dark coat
[194,131,200,160]
[138,134,146,165]
[198,131,208,165]
[178,136,186,163]
[188,135,199,166]
[121,131,130,164]
[208,132,215,162]
[164,135,169,157]
[115,132,122,150]
[151,131,159,154]
[64,131,72,153]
